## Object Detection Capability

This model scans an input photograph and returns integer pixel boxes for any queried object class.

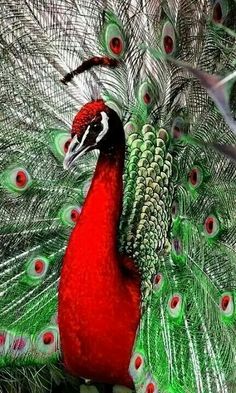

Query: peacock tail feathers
[127,2,236,393]
[0,0,96,372]
[1,0,236,392]
[0,364,74,393]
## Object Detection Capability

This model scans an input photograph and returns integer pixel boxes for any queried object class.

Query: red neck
[59,141,141,387]
[78,147,125,267]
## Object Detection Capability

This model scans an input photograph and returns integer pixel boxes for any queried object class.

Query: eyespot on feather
[172,238,182,255]
[171,117,186,139]
[153,273,164,292]
[36,326,59,354]
[0,331,11,354]
[105,23,125,58]
[10,335,31,356]
[168,293,183,319]
[219,293,234,318]
[203,215,219,238]
[161,21,176,55]
[124,121,138,135]
[26,256,49,281]
[54,132,72,157]
[138,82,156,108]
[188,167,203,189]
[171,201,178,218]
[212,0,229,24]
[59,205,81,227]
[143,377,158,393]
[129,352,145,383]
[3,167,31,193]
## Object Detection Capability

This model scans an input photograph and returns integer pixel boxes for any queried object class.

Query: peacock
[1,0,236,392]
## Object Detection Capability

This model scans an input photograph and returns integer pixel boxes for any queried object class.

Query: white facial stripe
[63,134,77,168]
[76,145,93,157]
[95,111,109,143]
[68,134,77,151]
[64,133,89,168]
[79,124,91,148]
[63,111,109,170]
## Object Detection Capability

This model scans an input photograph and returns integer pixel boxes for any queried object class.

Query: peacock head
[64,99,123,169]
[62,56,123,170]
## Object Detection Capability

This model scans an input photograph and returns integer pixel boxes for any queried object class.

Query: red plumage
[71,100,108,136]
[58,102,141,387]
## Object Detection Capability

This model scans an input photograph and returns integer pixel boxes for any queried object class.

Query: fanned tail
[0,0,95,378]
[2,1,236,393]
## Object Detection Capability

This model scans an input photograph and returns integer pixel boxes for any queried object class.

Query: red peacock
[1,1,236,393]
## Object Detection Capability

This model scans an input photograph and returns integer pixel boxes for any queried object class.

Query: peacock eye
[172,238,182,254]
[203,215,219,238]
[161,21,176,55]
[171,117,186,139]
[26,256,49,282]
[0,332,6,348]
[212,1,229,24]
[129,352,145,382]
[168,293,183,319]
[105,23,125,58]
[0,331,9,355]
[153,273,164,292]
[219,293,234,317]
[59,205,81,227]
[36,326,59,354]
[89,122,103,134]
[138,81,156,107]
[143,377,158,393]
[4,166,31,193]
[171,201,178,218]
[54,132,72,157]
[10,336,30,356]
[188,166,203,189]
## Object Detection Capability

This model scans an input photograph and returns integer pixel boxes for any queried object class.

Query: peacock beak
[63,134,92,170]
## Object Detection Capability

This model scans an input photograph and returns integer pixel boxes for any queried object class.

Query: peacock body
[1,0,236,392]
